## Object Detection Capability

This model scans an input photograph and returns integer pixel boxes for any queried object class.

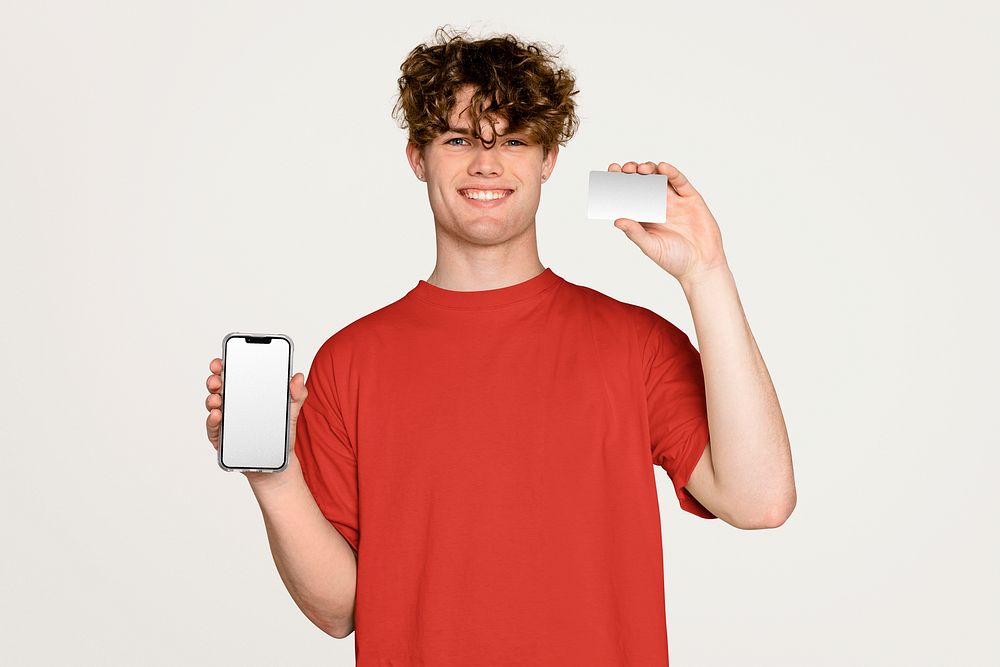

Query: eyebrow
[445,125,527,137]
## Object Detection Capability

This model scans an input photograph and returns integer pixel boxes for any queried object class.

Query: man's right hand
[205,357,309,486]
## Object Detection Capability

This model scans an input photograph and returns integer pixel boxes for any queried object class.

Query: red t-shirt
[295,266,715,666]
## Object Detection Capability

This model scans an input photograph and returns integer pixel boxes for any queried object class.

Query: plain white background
[2,2,997,665]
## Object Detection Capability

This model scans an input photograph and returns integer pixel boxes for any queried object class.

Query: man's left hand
[609,161,728,285]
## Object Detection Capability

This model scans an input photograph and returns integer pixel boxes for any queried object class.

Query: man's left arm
[610,160,796,530]
[680,265,796,529]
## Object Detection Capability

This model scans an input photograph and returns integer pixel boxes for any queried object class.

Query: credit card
[587,170,668,223]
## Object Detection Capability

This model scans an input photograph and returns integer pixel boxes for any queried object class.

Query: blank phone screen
[220,334,292,470]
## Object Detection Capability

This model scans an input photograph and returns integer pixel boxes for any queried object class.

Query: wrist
[679,263,733,294]
[245,452,304,496]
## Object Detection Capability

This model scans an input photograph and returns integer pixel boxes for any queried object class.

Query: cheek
[519,187,541,203]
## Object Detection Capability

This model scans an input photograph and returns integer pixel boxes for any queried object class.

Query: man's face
[406,84,558,246]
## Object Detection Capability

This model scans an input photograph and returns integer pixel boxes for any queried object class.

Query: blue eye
[445,137,527,146]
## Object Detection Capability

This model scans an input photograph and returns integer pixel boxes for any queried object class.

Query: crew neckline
[410,267,563,309]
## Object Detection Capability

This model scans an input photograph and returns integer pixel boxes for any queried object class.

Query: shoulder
[564,277,695,360]
[315,292,412,363]
[559,276,673,342]
[559,275,644,321]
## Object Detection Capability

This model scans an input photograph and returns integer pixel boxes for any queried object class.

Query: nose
[468,142,503,178]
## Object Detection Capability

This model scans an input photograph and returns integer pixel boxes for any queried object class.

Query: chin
[474,219,537,242]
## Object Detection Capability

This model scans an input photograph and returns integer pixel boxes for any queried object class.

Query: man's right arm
[248,454,357,638]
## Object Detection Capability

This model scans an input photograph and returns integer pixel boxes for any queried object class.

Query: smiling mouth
[459,189,514,201]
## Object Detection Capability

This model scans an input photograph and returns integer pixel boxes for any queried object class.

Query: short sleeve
[295,340,361,551]
[637,307,717,519]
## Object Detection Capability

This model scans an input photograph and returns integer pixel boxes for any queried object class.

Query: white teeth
[462,190,510,200]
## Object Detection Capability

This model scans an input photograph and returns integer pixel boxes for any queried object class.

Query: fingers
[206,408,221,449]
[608,161,658,174]
[207,358,223,394]
[206,357,225,449]
[607,161,700,197]
[206,358,223,424]
[206,358,223,423]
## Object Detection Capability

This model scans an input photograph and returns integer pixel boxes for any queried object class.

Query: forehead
[447,85,513,133]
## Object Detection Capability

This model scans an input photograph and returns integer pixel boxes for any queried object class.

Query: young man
[205,27,794,666]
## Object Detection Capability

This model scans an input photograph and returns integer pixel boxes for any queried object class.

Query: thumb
[287,373,307,450]
[290,373,308,409]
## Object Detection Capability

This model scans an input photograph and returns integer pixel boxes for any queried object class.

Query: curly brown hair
[392,26,581,159]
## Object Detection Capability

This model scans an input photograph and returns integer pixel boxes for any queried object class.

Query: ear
[405,141,426,181]
[541,144,559,181]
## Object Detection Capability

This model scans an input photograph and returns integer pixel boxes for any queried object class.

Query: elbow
[324,613,355,639]
[302,603,354,639]
[760,495,797,529]
[316,617,353,639]
[326,625,354,640]
[738,493,796,530]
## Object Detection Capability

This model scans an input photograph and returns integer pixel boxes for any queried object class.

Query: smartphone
[218,332,294,473]
[587,170,668,223]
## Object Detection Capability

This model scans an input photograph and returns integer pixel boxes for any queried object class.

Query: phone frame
[217,331,294,473]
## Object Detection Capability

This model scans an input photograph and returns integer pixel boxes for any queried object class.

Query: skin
[610,161,796,528]
[405,84,559,290]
